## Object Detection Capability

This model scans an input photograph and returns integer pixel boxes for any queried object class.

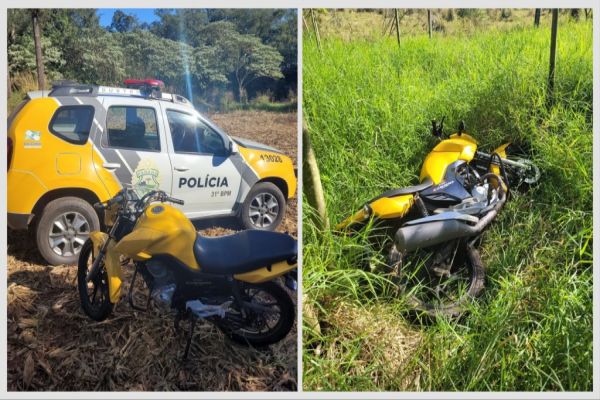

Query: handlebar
[166,196,185,206]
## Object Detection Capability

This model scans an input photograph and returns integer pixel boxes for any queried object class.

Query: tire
[77,239,113,321]
[240,182,286,231]
[388,241,485,318]
[36,197,100,266]
[218,281,295,347]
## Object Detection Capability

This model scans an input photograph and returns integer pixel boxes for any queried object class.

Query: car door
[98,97,173,197]
[162,105,242,219]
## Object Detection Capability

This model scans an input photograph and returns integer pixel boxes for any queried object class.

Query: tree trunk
[8,74,12,98]
[534,9,541,27]
[302,123,329,230]
[31,10,45,90]
[237,82,247,103]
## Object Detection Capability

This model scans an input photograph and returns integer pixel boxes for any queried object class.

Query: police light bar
[124,79,165,89]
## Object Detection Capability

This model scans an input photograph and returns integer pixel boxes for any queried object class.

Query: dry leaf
[23,353,35,387]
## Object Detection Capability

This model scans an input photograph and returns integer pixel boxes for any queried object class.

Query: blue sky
[97,9,159,28]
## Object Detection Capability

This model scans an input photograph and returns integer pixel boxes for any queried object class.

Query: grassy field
[7,111,298,391]
[302,14,592,391]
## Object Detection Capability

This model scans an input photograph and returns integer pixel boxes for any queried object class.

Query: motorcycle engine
[146,260,176,311]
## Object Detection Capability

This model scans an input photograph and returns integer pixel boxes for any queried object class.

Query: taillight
[7,137,13,170]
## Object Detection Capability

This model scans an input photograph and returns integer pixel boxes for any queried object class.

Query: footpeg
[285,274,297,291]
[186,300,231,319]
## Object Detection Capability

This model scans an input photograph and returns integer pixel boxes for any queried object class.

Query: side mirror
[431,116,445,138]
[458,120,466,136]
[228,140,237,155]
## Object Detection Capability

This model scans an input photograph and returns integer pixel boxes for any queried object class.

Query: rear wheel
[217,281,295,347]
[388,240,485,318]
[36,197,100,266]
[240,182,286,231]
[77,239,113,321]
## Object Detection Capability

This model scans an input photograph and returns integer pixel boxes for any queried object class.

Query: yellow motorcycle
[338,119,539,317]
[77,188,297,357]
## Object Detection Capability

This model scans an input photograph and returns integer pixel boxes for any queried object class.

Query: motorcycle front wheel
[77,239,113,321]
[217,281,295,347]
[388,240,485,318]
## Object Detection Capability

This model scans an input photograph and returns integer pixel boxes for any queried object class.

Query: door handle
[174,166,190,172]
[103,162,121,170]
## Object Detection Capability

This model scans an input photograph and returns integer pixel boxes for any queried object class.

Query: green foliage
[303,20,592,391]
[7,8,295,109]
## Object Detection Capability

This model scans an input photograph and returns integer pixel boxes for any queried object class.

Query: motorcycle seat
[369,178,433,203]
[193,230,297,274]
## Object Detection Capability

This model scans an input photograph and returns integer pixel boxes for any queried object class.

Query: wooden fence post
[394,9,401,46]
[547,8,558,104]
[427,9,432,38]
[534,9,541,27]
[303,123,329,230]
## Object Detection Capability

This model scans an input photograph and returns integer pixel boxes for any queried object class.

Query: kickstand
[182,317,196,362]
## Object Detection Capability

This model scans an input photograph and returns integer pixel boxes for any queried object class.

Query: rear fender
[89,231,123,304]
[336,194,414,231]
[234,261,296,284]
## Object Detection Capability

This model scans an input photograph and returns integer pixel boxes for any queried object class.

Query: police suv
[7,79,296,265]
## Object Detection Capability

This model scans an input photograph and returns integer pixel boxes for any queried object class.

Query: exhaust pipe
[395,174,506,252]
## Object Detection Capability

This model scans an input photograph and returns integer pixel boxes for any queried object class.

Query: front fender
[89,231,123,304]
[491,143,510,175]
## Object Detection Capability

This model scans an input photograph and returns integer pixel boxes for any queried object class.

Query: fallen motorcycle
[337,119,539,317]
[77,188,297,358]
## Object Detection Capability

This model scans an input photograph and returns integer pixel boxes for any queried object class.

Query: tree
[31,9,45,89]
[110,10,139,33]
[204,22,283,102]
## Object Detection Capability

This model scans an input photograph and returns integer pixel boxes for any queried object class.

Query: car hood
[232,136,283,154]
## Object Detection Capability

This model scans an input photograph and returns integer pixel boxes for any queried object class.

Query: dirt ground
[7,110,298,391]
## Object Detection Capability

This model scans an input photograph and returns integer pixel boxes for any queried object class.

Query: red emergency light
[124,79,165,90]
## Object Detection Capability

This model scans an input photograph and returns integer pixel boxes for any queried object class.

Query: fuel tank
[114,203,200,269]
[420,133,478,184]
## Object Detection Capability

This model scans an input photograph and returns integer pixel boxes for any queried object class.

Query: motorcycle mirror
[458,120,465,136]
[431,119,439,137]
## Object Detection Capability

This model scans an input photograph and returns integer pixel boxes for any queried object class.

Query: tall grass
[303,20,592,391]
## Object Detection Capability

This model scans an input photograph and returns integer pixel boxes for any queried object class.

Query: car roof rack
[49,80,98,96]
[47,79,193,108]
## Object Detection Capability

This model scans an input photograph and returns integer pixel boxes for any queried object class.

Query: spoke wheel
[388,241,485,318]
[217,281,294,347]
[77,239,113,321]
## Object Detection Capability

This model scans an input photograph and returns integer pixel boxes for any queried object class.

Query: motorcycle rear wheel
[388,241,485,318]
[217,281,295,347]
[77,239,113,321]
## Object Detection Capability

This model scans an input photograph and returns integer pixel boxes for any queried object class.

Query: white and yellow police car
[7,79,296,265]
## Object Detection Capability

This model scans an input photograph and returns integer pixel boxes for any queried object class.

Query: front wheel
[388,240,485,318]
[77,239,113,321]
[217,281,295,347]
